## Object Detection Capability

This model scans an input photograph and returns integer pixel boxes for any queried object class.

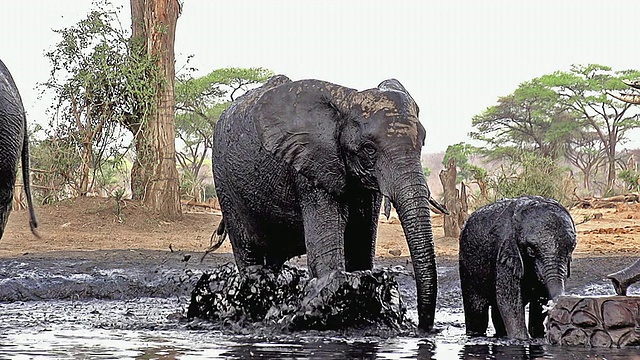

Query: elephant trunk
[384,164,437,332]
[545,277,565,301]
[542,259,567,300]
[608,258,640,296]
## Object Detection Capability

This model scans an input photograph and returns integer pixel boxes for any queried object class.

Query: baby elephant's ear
[252,80,347,195]
[496,202,525,279]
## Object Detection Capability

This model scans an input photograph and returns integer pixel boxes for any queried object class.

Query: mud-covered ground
[2,196,639,305]
[1,197,639,358]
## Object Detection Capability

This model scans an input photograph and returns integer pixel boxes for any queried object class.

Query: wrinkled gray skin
[212,76,437,331]
[459,196,576,340]
[0,59,38,239]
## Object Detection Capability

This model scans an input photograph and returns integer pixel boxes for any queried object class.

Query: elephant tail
[21,120,39,238]
[200,217,227,262]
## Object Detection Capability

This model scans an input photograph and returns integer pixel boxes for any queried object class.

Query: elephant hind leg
[461,273,490,336]
[463,293,490,336]
[491,306,507,337]
[218,202,266,270]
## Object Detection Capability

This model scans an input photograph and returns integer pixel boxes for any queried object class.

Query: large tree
[41,2,148,197]
[470,79,579,161]
[539,64,640,193]
[127,0,181,218]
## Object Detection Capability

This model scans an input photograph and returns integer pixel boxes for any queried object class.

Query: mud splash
[187,264,413,333]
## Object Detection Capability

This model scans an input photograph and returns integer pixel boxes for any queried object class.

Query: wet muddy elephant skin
[212,76,437,331]
[459,196,577,340]
[0,59,38,239]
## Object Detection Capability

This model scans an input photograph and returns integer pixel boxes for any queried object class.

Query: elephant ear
[251,79,349,195]
[378,79,418,112]
[496,202,524,280]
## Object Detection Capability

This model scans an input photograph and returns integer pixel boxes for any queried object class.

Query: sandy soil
[2,196,639,260]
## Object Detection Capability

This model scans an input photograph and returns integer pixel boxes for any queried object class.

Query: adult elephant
[212,76,437,331]
[0,59,38,239]
[459,196,576,340]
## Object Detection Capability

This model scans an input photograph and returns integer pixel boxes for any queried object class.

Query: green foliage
[471,63,640,195]
[93,156,129,194]
[30,133,83,203]
[175,66,274,199]
[470,79,579,161]
[39,0,158,196]
[443,142,486,183]
[488,152,574,207]
[422,166,431,178]
[618,169,640,191]
[203,184,217,199]
[537,64,640,192]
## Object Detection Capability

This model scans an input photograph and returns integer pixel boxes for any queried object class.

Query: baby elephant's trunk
[546,277,565,300]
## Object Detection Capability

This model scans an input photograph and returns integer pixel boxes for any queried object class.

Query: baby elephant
[459,196,576,340]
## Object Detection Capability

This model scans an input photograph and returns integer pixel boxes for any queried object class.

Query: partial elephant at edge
[0,59,39,240]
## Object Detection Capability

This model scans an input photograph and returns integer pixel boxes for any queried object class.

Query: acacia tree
[564,130,607,192]
[470,79,578,162]
[41,2,148,196]
[127,0,182,218]
[174,67,273,200]
[539,64,640,193]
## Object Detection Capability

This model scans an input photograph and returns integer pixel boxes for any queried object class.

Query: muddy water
[0,250,638,359]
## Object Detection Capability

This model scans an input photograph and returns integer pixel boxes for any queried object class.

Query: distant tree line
[26,1,640,220]
[441,64,640,214]
[28,0,272,217]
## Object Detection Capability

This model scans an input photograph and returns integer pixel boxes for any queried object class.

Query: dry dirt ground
[2,196,639,260]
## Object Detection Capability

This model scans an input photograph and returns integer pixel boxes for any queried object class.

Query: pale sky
[2,1,639,152]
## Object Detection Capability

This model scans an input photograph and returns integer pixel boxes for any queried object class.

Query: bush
[488,153,574,207]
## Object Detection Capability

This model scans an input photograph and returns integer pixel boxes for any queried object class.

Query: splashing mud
[187,263,413,333]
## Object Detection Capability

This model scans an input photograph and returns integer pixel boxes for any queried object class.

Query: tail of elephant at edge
[22,120,39,238]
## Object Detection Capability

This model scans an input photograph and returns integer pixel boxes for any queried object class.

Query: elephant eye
[362,142,377,156]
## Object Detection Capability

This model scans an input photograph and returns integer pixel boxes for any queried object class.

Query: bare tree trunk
[130,0,182,219]
[79,144,92,196]
[439,158,467,238]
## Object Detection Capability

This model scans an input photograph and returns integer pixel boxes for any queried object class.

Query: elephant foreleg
[495,269,529,340]
[298,180,348,277]
[528,296,546,338]
[344,191,382,272]
[490,305,506,337]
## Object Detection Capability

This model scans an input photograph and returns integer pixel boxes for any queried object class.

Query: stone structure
[546,295,640,347]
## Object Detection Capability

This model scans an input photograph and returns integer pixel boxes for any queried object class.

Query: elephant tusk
[428,196,449,215]
[383,196,392,220]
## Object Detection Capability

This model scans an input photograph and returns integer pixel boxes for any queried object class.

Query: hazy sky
[2,1,639,152]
